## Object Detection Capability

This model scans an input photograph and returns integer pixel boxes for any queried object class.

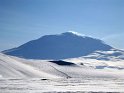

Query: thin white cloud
[102,33,124,40]
[102,33,124,49]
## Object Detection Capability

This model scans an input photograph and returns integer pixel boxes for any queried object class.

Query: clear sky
[0,0,124,51]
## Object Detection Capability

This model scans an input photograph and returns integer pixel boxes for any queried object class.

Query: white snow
[0,53,60,78]
[0,53,124,78]
[0,53,124,92]
[65,57,124,70]
[0,78,124,93]
[0,75,2,78]
[67,31,85,36]
[83,49,124,61]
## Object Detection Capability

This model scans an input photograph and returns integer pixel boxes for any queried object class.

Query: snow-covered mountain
[3,31,123,61]
[0,31,124,92]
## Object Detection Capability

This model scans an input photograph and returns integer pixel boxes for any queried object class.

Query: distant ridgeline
[2,32,124,60]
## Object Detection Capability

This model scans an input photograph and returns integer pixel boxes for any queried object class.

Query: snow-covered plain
[0,78,124,93]
[0,53,124,92]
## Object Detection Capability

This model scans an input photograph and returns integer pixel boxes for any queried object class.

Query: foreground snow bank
[0,78,124,93]
[0,53,124,78]
[0,53,60,78]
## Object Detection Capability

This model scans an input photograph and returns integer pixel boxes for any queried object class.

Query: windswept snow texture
[0,53,60,78]
[0,78,124,93]
[0,53,124,92]
[2,32,112,59]
[0,53,124,79]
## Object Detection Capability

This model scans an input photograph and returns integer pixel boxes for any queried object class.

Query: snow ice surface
[0,53,124,92]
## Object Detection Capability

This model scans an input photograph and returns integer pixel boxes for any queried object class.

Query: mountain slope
[2,32,113,60]
[0,53,60,78]
[0,53,124,78]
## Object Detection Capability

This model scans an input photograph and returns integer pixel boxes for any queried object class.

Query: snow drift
[0,53,124,79]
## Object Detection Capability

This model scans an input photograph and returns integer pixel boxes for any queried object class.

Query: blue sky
[0,0,124,51]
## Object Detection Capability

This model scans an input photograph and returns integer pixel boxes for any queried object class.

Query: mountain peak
[3,32,113,60]
[62,31,84,37]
